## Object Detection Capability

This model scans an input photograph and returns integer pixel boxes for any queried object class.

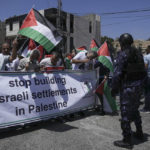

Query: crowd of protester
[1,34,150,149]
[0,39,101,119]
[0,38,150,117]
[0,39,98,72]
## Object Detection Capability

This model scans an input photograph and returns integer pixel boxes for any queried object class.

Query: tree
[101,36,114,44]
[101,36,116,60]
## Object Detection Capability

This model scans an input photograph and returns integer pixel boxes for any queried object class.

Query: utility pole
[57,0,66,68]
[57,0,62,31]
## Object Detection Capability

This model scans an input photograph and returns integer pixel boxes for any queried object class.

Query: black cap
[119,33,133,47]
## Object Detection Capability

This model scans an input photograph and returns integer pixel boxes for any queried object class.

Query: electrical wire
[101,7,150,16]
[102,15,150,27]
[102,14,150,19]
[70,6,150,16]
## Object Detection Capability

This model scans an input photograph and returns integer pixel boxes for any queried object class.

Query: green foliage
[101,36,116,58]
[101,36,114,44]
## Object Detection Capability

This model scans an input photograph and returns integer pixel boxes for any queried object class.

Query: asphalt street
[0,104,149,150]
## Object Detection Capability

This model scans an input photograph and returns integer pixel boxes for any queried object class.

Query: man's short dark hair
[2,42,10,46]
[51,51,60,58]
[89,51,98,58]
[31,49,40,57]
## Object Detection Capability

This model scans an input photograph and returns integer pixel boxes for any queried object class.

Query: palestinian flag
[65,54,72,69]
[90,39,99,51]
[18,8,62,52]
[20,39,44,62]
[76,46,87,53]
[96,42,117,113]
[95,79,118,113]
[97,42,113,72]
[27,44,44,62]
[26,39,37,57]
[17,38,36,57]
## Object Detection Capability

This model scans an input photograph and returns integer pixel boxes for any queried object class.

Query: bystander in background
[141,45,150,113]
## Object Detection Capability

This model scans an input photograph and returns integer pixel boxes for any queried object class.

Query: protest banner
[0,70,97,128]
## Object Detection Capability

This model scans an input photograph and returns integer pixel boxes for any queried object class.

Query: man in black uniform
[111,33,146,149]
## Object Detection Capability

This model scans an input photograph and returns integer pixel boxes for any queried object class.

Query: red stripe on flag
[45,55,53,58]
[28,39,36,50]
[97,42,110,56]
[45,66,65,71]
[76,46,87,51]
[37,45,44,62]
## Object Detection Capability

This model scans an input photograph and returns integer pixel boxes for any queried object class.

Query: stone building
[5,8,101,54]
[0,20,5,51]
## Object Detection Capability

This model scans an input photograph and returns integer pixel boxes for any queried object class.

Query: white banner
[0,70,97,128]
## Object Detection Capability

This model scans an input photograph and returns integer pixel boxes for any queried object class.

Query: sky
[1,0,150,40]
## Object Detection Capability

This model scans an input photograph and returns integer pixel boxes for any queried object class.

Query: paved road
[0,107,149,150]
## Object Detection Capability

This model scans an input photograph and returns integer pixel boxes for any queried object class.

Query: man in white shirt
[71,50,98,117]
[18,49,40,72]
[141,46,150,113]
[0,39,18,71]
[40,51,60,70]
[71,50,98,70]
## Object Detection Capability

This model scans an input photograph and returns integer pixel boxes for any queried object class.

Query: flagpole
[15,6,35,54]
[15,7,33,53]
[57,0,66,68]
[17,38,29,56]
